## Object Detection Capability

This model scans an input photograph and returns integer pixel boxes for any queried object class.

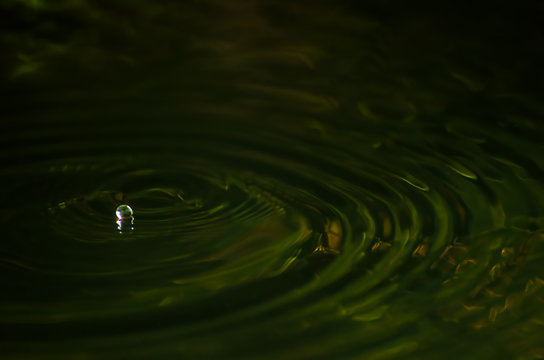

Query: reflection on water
[117,218,134,233]
[1,1,544,359]
[313,218,343,255]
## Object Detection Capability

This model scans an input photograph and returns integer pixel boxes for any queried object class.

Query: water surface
[1,1,544,359]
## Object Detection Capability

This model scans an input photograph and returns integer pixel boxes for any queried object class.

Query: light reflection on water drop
[116,204,133,220]
[116,205,134,232]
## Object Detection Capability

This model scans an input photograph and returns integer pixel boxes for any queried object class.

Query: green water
[1,1,544,359]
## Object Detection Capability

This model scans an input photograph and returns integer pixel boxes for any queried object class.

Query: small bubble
[116,204,133,220]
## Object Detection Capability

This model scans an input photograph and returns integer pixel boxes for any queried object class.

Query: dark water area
[1,1,544,359]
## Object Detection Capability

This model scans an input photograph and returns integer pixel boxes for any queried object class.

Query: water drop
[116,204,133,220]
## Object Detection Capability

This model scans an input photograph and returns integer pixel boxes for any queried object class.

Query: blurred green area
[1,0,543,120]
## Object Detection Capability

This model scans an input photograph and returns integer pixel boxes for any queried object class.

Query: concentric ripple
[1,1,544,359]
[2,114,543,359]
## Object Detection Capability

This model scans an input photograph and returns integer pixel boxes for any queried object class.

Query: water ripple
[1,1,543,359]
